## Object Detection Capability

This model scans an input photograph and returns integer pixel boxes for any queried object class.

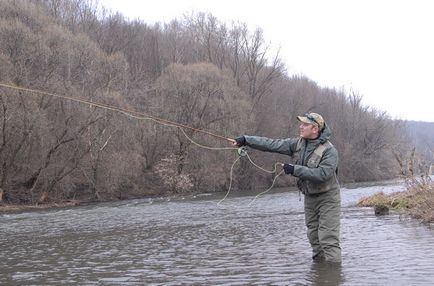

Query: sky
[100,0,434,122]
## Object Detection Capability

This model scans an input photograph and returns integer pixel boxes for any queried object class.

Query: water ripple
[1,183,434,285]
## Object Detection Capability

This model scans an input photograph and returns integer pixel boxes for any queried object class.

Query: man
[232,113,341,263]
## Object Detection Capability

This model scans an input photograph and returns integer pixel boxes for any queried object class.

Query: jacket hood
[318,123,332,143]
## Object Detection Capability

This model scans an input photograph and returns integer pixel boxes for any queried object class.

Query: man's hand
[283,163,294,175]
[233,136,246,147]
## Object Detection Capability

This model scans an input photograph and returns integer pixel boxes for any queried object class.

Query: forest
[0,0,431,205]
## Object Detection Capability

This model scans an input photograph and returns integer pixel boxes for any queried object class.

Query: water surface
[1,182,434,285]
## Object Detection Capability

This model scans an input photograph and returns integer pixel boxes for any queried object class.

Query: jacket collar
[304,123,332,146]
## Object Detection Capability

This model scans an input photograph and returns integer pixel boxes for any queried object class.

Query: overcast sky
[100,0,434,122]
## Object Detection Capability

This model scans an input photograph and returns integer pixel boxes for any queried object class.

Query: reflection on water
[1,182,434,285]
[307,262,344,286]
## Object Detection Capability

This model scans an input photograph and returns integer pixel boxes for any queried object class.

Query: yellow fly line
[0,82,285,204]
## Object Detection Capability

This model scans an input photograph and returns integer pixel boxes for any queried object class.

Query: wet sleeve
[292,147,338,182]
[244,135,298,156]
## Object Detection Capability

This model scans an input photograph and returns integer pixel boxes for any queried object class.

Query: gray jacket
[244,124,340,195]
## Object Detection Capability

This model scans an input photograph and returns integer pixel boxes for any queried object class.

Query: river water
[1,182,434,285]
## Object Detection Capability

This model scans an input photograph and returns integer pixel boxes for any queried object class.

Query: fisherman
[231,113,341,263]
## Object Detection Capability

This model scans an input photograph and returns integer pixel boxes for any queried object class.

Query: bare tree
[154,62,250,192]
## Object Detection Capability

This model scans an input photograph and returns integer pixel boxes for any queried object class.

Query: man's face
[299,123,319,139]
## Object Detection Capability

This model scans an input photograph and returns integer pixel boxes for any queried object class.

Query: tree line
[0,0,429,204]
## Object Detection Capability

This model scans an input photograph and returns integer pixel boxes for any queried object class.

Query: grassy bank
[358,177,434,223]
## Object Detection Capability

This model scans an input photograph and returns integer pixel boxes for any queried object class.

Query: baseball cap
[297,112,325,130]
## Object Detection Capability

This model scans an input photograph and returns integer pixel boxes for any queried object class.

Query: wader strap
[313,141,332,158]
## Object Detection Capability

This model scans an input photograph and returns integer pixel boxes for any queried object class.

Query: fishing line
[248,170,285,206]
[241,152,286,205]
[0,82,284,205]
[217,156,241,205]
[0,82,233,143]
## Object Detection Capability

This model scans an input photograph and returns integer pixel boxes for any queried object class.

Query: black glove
[234,136,246,147]
[283,163,294,175]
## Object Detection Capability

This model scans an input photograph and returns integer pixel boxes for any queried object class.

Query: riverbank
[357,177,434,223]
[0,200,80,213]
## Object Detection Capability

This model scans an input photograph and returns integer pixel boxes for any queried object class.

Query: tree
[154,62,250,192]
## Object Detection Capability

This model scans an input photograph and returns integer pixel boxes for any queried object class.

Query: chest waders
[294,139,342,263]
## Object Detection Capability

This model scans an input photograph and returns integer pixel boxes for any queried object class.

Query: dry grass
[357,177,434,223]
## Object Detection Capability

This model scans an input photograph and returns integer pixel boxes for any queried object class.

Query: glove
[283,163,294,175]
[234,136,246,147]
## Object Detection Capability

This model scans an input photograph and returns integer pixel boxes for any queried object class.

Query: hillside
[405,121,434,153]
[0,0,428,205]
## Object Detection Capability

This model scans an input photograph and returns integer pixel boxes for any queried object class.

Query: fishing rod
[0,82,283,204]
[0,82,235,143]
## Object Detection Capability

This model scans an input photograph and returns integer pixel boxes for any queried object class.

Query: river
[1,182,434,285]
